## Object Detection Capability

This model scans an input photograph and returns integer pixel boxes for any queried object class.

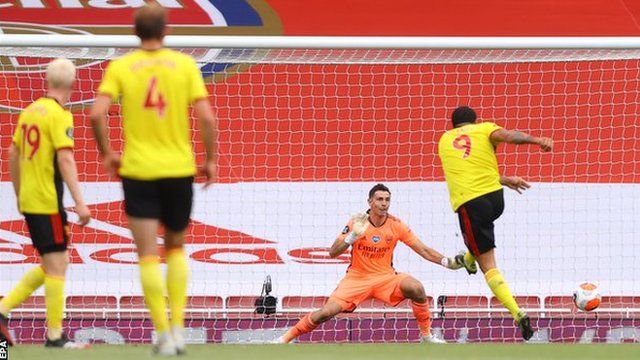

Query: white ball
[573,282,601,311]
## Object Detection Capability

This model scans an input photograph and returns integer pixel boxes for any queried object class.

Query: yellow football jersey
[12,97,74,214]
[438,122,504,211]
[97,49,208,180]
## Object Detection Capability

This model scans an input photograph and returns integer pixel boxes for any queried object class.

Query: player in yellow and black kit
[0,59,91,349]
[438,106,552,341]
[90,4,217,356]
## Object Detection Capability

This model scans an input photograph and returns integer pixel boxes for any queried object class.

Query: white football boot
[153,331,177,356]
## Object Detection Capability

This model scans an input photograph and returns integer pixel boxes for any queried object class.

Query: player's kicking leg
[274,300,343,343]
[457,194,534,341]
[455,250,478,275]
[398,277,445,344]
[475,250,534,340]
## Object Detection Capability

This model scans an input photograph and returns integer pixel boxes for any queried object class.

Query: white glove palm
[351,213,370,237]
[344,213,369,245]
[441,256,463,270]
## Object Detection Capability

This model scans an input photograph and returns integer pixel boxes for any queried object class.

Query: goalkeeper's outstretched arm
[408,240,462,270]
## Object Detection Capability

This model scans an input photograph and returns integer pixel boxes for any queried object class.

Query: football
[573,283,601,311]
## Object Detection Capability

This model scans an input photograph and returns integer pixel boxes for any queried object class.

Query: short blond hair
[46,58,76,89]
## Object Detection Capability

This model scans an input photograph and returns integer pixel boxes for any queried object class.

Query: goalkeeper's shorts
[456,189,505,256]
[329,272,410,312]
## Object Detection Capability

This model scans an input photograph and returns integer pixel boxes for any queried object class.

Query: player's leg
[394,275,443,343]
[475,249,533,340]
[0,214,56,345]
[164,229,188,353]
[123,177,174,355]
[0,263,45,346]
[454,250,478,275]
[41,250,69,345]
[278,300,343,343]
[475,248,522,319]
[130,216,174,354]
[23,213,88,348]
[458,191,533,340]
[278,275,368,343]
[160,176,194,355]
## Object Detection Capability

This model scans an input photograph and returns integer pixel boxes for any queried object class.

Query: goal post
[0,35,639,344]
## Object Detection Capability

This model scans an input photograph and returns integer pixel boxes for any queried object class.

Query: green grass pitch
[7,344,640,360]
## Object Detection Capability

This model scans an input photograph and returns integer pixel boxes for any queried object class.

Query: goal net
[1,39,639,344]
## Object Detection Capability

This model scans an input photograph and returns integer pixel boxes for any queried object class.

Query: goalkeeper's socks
[44,274,65,339]
[0,266,45,316]
[139,255,170,333]
[484,268,522,320]
[166,248,189,329]
[410,299,432,337]
[282,314,318,343]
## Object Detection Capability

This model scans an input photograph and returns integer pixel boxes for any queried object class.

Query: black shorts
[457,189,505,257]
[122,176,194,232]
[24,212,69,255]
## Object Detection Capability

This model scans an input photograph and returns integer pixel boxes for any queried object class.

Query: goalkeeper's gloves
[344,213,369,245]
[440,256,463,270]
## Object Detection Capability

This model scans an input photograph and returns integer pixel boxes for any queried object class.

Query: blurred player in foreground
[0,58,91,349]
[275,183,462,344]
[90,4,217,356]
[438,106,552,340]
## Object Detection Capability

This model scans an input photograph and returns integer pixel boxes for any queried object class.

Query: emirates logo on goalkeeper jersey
[0,0,281,111]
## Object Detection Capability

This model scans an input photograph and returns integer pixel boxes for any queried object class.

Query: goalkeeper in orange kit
[275,183,463,344]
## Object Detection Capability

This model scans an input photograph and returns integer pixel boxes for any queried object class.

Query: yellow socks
[139,255,169,333]
[485,268,522,320]
[464,251,476,266]
[166,248,189,329]
[0,266,45,316]
[44,275,65,340]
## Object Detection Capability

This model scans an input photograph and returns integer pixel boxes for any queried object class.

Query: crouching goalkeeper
[275,183,462,344]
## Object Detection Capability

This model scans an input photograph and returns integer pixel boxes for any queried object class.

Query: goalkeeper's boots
[0,313,14,346]
[454,251,478,275]
[421,333,446,344]
[45,334,90,349]
[171,327,186,355]
[516,313,534,341]
[153,331,177,356]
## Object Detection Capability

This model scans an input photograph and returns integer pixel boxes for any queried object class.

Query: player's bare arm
[194,98,217,188]
[89,94,120,176]
[329,235,351,258]
[56,149,91,226]
[490,128,553,152]
[407,240,461,270]
[8,144,20,210]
